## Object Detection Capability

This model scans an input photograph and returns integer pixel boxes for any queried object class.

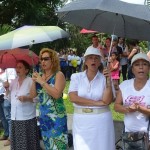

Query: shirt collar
[82,70,102,79]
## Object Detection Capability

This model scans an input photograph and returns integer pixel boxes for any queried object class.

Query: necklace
[44,73,52,81]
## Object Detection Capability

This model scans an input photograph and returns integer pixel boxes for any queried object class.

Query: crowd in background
[58,35,145,94]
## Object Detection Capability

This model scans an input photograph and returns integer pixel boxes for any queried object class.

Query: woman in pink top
[109,52,120,92]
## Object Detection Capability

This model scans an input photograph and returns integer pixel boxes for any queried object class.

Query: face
[105,39,111,47]
[92,37,99,46]
[40,52,52,71]
[111,53,117,60]
[112,40,117,46]
[85,55,101,71]
[132,59,150,79]
[16,62,28,77]
[119,38,124,44]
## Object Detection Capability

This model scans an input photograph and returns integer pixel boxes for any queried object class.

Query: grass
[63,81,124,121]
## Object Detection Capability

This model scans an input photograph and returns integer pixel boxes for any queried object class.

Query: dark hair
[92,35,98,39]
[111,52,118,56]
[17,60,31,75]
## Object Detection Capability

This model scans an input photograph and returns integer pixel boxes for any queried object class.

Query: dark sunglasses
[40,57,51,61]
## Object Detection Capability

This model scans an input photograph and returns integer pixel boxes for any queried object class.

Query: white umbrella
[0,26,69,50]
[57,0,150,41]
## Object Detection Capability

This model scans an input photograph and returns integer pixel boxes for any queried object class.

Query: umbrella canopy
[0,48,39,69]
[57,0,150,41]
[0,26,69,50]
[80,28,97,34]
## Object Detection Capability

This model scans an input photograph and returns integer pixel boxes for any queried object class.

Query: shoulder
[10,78,17,85]
[146,79,150,88]
[55,71,64,77]
[25,76,33,84]
[119,79,133,89]
[26,76,32,81]
[71,72,85,80]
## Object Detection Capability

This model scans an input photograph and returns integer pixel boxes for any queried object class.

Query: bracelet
[41,82,46,86]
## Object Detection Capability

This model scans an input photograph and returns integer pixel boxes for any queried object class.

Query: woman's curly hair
[39,48,60,73]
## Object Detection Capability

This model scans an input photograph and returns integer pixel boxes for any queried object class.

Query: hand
[32,72,45,85]
[128,103,137,112]
[3,81,9,89]
[18,96,26,102]
[103,67,111,78]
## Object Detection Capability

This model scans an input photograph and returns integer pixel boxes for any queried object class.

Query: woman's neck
[18,76,26,81]
[44,71,53,81]
[18,76,26,86]
[134,78,148,91]
[86,70,98,81]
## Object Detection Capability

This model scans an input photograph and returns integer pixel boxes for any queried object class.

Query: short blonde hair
[39,48,60,73]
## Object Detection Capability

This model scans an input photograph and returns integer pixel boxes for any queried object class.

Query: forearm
[22,96,34,102]
[41,82,63,99]
[136,105,150,116]
[102,79,113,105]
[114,103,129,114]
[69,93,106,107]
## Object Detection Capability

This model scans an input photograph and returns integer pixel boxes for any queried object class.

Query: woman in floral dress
[29,48,68,150]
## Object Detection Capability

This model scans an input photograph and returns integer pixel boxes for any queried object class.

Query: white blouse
[68,71,106,108]
[10,76,36,120]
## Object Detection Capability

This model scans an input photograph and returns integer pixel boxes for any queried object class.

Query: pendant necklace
[44,73,52,81]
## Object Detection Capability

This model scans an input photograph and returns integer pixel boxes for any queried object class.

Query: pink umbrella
[0,48,39,69]
[80,28,97,34]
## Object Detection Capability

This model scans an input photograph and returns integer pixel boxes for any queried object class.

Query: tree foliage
[0,0,148,54]
[0,0,67,27]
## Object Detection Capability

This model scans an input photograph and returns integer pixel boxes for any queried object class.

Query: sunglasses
[40,57,51,61]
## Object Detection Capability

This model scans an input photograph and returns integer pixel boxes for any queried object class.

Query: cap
[84,47,102,57]
[131,53,150,65]
[112,35,118,41]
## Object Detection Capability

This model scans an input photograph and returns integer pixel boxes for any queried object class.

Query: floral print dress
[36,74,68,150]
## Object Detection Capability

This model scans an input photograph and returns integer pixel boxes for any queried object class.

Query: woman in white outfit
[68,47,115,150]
[4,60,40,150]
[114,53,150,150]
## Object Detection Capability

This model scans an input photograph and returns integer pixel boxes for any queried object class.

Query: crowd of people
[58,35,144,94]
[0,35,150,150]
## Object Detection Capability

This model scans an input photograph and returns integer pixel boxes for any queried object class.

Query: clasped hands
[126,103,140,112]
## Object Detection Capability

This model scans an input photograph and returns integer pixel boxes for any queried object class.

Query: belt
[74,107,110,114]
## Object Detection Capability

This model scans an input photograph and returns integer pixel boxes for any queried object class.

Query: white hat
[84,47,102,57]
[131,53,150,65]
[111,35,118,41]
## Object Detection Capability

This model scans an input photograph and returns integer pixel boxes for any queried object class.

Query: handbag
[122,131,147,142]
[0,94,4,103]
[68,133,73,148]
[122,119,150,150]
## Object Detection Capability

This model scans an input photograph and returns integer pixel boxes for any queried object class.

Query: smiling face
[132,59,150,79]
[84,54,101,71]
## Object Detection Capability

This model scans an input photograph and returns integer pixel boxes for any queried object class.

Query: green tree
[0,0,67,27]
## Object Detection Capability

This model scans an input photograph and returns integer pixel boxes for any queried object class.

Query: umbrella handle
[107,35,114,67]
[5,69,8,81]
